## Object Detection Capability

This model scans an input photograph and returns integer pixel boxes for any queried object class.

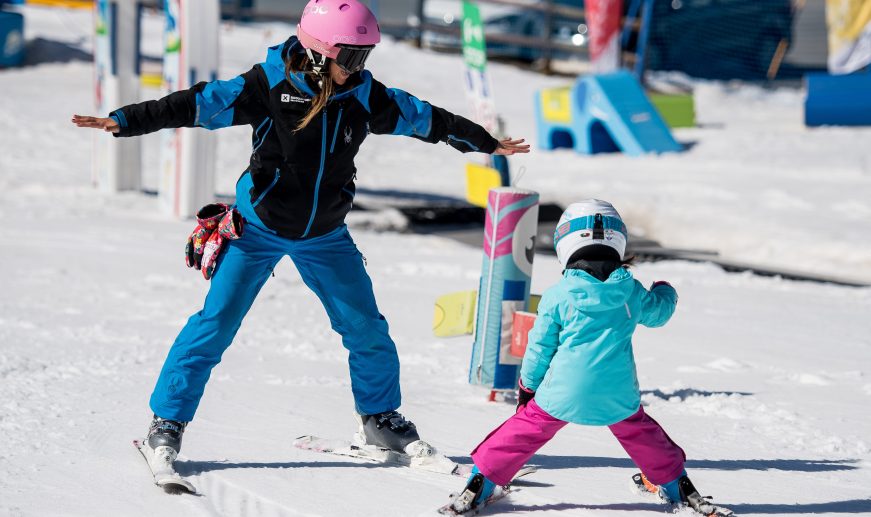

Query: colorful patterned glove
[185,203,229,270]
[201,208,244,280]
[517,380,535,413]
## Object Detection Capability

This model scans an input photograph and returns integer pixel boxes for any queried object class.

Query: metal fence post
[414,0,425,48]
[541,0,554,74]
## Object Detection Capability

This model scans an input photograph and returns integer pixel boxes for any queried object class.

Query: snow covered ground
[1,6,870,517]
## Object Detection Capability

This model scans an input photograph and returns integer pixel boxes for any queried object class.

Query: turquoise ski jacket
[520,267,678,426]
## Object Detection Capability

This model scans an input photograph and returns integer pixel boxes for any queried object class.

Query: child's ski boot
[633,472,734,516]
[440,467,500,515]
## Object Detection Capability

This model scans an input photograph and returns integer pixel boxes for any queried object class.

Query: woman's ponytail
[285,52,334,132]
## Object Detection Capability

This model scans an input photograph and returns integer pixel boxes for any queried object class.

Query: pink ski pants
[470,399,686,486]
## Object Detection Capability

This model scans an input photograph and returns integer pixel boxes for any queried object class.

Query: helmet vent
[339,3,350,10]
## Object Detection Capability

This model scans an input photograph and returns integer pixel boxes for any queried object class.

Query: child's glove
[200,208,244,280]
[185,203,229,269]
[516,380,535,413]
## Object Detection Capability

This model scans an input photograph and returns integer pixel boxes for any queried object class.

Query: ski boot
[148,416,186,452]
[354,410,433,457]
[443,466,498,515]
[135,415,195,493]
[142,416,187,475]
[633,472,734,517]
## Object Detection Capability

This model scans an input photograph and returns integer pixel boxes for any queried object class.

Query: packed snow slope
[1,6,870,517]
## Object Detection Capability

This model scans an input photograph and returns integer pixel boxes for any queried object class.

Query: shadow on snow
[528,455,861,473]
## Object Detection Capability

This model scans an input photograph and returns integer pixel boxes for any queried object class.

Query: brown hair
[285,52,334,132]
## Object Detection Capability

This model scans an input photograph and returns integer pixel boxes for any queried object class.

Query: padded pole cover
[470,188,539,389]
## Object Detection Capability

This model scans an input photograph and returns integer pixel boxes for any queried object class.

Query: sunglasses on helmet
[334,44,374,74]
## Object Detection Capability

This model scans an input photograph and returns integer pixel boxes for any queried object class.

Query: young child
[445,200,731,516]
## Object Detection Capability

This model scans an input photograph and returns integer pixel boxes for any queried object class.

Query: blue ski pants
[149,219,402,422]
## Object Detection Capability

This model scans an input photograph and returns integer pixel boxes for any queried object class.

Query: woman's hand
[71,114,120,133]
[493,137,530,156]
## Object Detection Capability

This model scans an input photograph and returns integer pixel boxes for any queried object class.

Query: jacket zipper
[252,168,280,207]
[329,107,343,154]
[301,110,329,238]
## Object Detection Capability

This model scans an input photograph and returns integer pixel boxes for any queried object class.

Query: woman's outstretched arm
[368,78,529,155]
[71,66,268,137]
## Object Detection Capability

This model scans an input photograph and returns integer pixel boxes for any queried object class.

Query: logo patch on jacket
[281,94,309,103]
[344,126,352,144]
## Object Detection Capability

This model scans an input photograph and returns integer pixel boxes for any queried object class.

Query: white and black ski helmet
[553,199,628,267]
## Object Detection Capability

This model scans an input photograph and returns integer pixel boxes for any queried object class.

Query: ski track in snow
[190,472,315,517]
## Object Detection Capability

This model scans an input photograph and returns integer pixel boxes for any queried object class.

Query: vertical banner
[461,1,497,134]
[587,0,623,73]
[826,0,871,74]
[158,0,219,218]
[93,0,141,192]
[470,188,539,390]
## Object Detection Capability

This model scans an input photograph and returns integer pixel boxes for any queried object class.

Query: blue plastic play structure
[0,2,25,68]
[534,70,682,156]
[805,71,871,127]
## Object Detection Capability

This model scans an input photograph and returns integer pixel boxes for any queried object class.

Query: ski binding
[133,439,196,494]
[437,466,537,515]
[632,472,734,516]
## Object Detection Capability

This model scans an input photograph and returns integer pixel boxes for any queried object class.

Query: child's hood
[561,267,635,312]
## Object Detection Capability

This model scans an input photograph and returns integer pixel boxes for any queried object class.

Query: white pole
[93,0,142,192]
[158,0,220,218]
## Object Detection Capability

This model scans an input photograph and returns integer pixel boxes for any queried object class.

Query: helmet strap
[305,48,329,75]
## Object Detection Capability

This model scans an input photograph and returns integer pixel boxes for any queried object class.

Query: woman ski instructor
[73,0,529,473]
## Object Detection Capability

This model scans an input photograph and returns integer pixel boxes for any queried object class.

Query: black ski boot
[356,410,431,456]
[677,475,734,517]
[147,415,187,454]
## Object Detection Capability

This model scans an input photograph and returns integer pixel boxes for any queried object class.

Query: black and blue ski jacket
[109,37,499,239]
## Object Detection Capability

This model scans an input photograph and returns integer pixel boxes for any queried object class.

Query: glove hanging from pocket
[201,208,245,280]
[185,203,229,270]
[516,380,535,413]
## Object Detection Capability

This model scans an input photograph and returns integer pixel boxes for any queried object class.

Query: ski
[437,468,536,516]
[133,439,197,494]
[631,473,734,517]
[293,434,469,476]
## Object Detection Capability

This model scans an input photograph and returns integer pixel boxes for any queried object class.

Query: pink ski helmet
[297,0,381,73]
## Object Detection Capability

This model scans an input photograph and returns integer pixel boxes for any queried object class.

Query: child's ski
[631,473,734,517]
[294,435,467,476]
[133,439,196,494]
[437,467,538,515]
